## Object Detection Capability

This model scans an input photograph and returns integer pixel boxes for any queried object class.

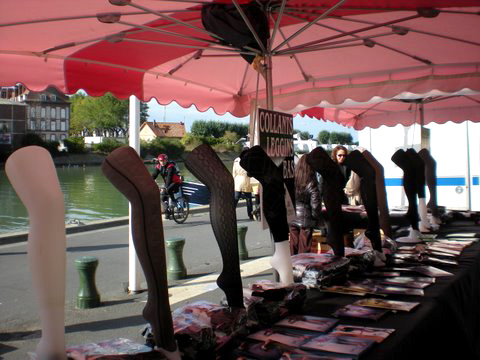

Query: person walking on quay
[290,155,321,255]
[233,149,254,220]
[152,153,182,219]
[251,179,261,221]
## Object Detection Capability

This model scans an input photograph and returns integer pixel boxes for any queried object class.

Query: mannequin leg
[391,149,419,230]
[362,150,393,239]
[270,241,294,284]
[239,146,288,242]
[239,146,293,285]
[5,146,66,360]
[101,147,178,357]
[306,147,344,257]
[406,149,431,231]
[344,150,382,252]
[185,144,244,307]
[418,198,431,232]
[406,149,426,199]
[418,149,441,224]
[392,150,421,243]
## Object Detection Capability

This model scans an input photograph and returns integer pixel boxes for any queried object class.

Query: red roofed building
[139,121,186,142]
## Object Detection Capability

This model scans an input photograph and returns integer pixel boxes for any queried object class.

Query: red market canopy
[1,1,479,116]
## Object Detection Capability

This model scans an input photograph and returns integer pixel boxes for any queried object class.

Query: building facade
[0,99,27,152]
[0,85,70,142]
[139,121,186,142]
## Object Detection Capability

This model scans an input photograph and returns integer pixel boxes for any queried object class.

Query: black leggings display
[239,146,289,243]
[306,147,344,257]
[418,148,439,217]
[405,148,426,199]
[362,150,392,239]
[391,149,419,230]
[185,144,244,309]
[344,150,382,252]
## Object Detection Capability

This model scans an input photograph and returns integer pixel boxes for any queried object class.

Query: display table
[303,229,480,359]
[319,205,411,234]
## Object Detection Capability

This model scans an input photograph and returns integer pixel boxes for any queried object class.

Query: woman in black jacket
[290,155,322,255]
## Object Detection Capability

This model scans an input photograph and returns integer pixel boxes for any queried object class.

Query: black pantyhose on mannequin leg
[306,147,345,257]
[185,144,244,309]
[344,150,382,252]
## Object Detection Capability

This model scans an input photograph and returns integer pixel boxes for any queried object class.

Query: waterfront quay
[0,207,273,359]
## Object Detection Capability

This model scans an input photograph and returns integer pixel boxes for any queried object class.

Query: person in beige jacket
[233,154,254,220]
[344,171,362,205]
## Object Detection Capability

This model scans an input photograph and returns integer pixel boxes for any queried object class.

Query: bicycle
[163,185,190,224]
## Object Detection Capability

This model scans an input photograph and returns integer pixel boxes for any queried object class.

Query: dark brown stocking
[101,146,176,352]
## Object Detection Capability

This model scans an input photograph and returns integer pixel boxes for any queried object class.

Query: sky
[147,100,358,141]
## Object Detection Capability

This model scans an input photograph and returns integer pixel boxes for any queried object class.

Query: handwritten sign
[257,108,295,217]
[258,108,294,157]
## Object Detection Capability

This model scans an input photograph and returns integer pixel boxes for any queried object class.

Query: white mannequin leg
[396,227,422,244]
[418,198,432,232]
[410,228,421,240]
[5,146,66,360]
[270,240,294,286]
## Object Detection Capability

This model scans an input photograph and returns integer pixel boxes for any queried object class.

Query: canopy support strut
[265,53,273,110]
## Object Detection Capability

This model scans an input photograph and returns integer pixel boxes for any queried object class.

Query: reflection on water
[0,160,233,234]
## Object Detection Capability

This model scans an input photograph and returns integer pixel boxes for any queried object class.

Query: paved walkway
[0,208,275,359]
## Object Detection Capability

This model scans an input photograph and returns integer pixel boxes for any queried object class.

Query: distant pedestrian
[332,145,361,205]
[233,149,254,220]
[332,145,351,189]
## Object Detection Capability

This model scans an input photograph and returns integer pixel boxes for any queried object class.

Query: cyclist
[152,153,182,219]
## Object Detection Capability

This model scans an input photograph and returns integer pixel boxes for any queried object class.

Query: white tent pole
[264,42,281,281]
[128,95,142,293]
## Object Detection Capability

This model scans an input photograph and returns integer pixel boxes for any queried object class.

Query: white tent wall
[358,121,480,211]
[465,122,480,211]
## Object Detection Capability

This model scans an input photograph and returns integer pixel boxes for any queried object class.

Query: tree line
[69,93,149,136]
[23,93,355,158]
[68,93,355,145]
[317,130,356,145]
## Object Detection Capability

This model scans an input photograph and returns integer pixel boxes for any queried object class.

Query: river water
[0,160,233,235]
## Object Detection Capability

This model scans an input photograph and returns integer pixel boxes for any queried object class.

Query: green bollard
[75,256,101,309]
[166,237,187,281]
[237,225,249,260]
